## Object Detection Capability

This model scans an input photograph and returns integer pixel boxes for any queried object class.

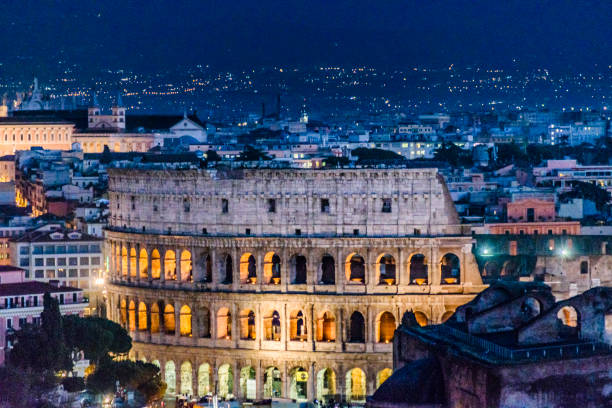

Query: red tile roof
[0,281,81,297]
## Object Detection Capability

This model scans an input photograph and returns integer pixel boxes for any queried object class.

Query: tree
[433,142,473,167]
[205,149,221,162]
[559,180,611,211]
[495,143,528,168]
[323,156,349,168]
[238,145,271,161]
[351,147,406,164]
[63,315,131,365]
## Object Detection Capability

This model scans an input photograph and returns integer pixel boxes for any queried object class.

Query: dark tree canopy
[238,145,272,161]
[433,142,473,168]
[351,147,406,164]
[559,180,611,210]
[63,316,131,364]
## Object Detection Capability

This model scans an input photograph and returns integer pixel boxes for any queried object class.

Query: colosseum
[104,166,487,403]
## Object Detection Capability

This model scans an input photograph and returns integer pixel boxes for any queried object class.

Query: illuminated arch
[198,363,211,396]
[240,309,256,340]
[119,299,127,326]
[345,253,365,284]
[316,311,336,342]
[150,303,160,333]
[164,250,177,281]
[240,366,256,400]
[345,368,366,403]
[165,360,176,395]
[138,302,147,331]
[441,253,461,284]
[290,310,307,341]
[217,364,233,399]
[377,311,396,343]
[164,304,175,335]
[240,253,257,284]
[121,246,128,277]
[377,254,396,285]
[316,368,336,402]
[289,367,308,401]
[179,305,192,337]
[264,310,281,341]
[128,300,136,332]
[376,368,392,388]
[290,254,307,284]
[139,248,148,279]
[264,252,281,284]
[180,361,193,395]
[129,247,137,278]
[263,366,282,398]
[349,311,365,343]
[217,308,232,339]
[151,249,161,280]
[180,250,192,282]
[319,254,335,284]
[409,253,428,285]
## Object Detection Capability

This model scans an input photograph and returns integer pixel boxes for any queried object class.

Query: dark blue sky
[1,0,611,72]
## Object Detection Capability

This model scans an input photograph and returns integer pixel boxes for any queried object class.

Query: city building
[0,265,87,365]
[369,282,612,408]
[105,166,486,402]
[0,116,74,156]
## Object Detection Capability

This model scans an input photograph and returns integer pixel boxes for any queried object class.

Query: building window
[34,258,44,267]
[69,257,78,266]
[245,228,251,236]
[509,241,518,256]
[183,199,190,213]
[268,199,276,213]
[580,260,588,275]
[222,199,229,213]
[321,198,330,213]
[353,229,360,236]
[382,198,392,213]
[295,229,302,236]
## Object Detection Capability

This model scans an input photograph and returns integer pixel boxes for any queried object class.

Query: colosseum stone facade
[105,167,487,403]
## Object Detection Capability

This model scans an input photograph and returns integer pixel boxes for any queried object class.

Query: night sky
[0,0,611,72]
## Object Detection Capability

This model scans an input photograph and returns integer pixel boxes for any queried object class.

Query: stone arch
[139,248,148,279]
[164,249,177,280]
[217,363,233,399]
[165,360,176,395]
[128,300,136,332]
[151,249,161,280]
[521,297,541,321]
[409,253,428,285]
[349,311,365,343]
[201,253,213,283]
[316,368,336,402]
[319,254,336,285]
[152,359,160,368]
[441,253,461,284]
[289,254,308,284]
[180,250,192,282]
[345,253,366,284]
[413,310,429,327]
[180,361,193,396]
[115,245,121,277]
[219,254,233,284]
[119,298,127,326]
[376,311,396,343]
[121,246,128,277]
[316,311,336,342]
[217,307,232,339]
[557,305,579,328]
[483,260,501,279]
[345,367,366,403]
[501,259,519,277]
[289,366,308,401]
[198,363,211,396]
[264,310,281,341]
[377,253,396,285]
[290,310,307,341]
[196,306,211,338]
[129,247,137,278]
[376,368,392,388]
[180,305,192,337]
[263,366,282,398]
[164,304,175,335]
[240,366,256,400]
[440,310,455,323]
[240,253,257,284]
[138,302,147,331]
[150,302,160,333]
[264,251,281,284]
[240,309,256,340]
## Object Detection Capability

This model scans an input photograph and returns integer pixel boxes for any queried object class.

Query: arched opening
[521,297,541,321]
[320,254,335,285]
[440,310,454,323]
[139,248,148,279]
[240,309,256,340]
[197,306,211,338]
[152,359,160,369]
[164,304,175,335]
[316,311,336,342]
[409,254,428,285]
[165,360,176,395]
[377,312,396,343]
[150,303,160,333]
[580,260,589,275]
[217,308,231,339]
[115,245,121,277]
[345,253,366,284]
[180,361,193,396]
[557,306,579,327]
[376,368,392,388]
[377,254,396,285]
[217,364,233,399]
[240,253,257,284]
[264,252,281,284]
[180,250,192,282]
[316,368,336,403]
[164,250,177,281]
[220,254,233,284]
[128,300,136,332]
[138,302,147,331]
[501,259,519,278]
[414,311,429,327]
[289,367,308,401]
[290,310,307,341]
[345,368,366,403]
[121,246,128,277]
[240,366,256,400]
[263,366,282,398]
[290,255,308,284]
[202,254,212,283]
[483,261,501,279]
[180,305,192,337]
[349,311,365,343]
[129,248,137,278]
[441,253,460,284]
[151,249,161,280]
[264,310,281,341]
[119,299,127,326]
[198,363,211,397]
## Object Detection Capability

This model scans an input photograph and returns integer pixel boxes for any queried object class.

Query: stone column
[192,362,198,397]
[146,303,152,339]
[307,362,315,401]
[231,303,239,347]
[336,308,343,352]
[366,306,374,352]
[147,247,153,282]
[398,247,405,286]
[126,244,132,282]
[335,247,343,291]
[281,247,288,292]
[191,303,199,342]
[160,247,166,283]
[175,301,181,340]
[256,361,263,400]
[232,360,240,398]
[176,249,183,282]
[210,249,217,286]
[135,243,141,283]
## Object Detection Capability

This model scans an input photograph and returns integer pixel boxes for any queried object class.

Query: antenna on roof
[116,92,123,107]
